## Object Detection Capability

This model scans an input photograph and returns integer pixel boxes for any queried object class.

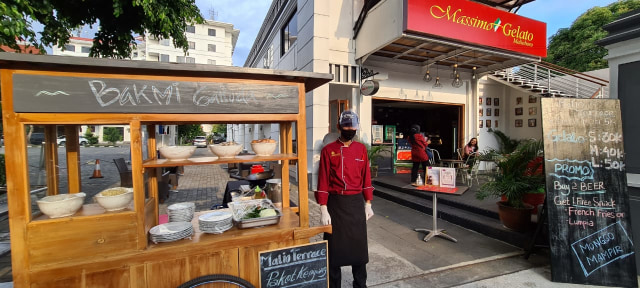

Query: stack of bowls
[167,202,195,222]
[198,210,233,234]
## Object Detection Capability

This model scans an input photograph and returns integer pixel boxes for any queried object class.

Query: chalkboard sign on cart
[259,241,329,288]
[541,98,637,287]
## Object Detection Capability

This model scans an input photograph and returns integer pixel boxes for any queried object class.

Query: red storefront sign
[405,0,547,58]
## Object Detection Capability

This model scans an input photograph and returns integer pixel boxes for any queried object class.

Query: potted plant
[476,139,544,232]
[365,143,390,178]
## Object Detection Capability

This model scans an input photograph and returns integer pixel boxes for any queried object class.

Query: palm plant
[476,139,544,208]
[488,128,522,154]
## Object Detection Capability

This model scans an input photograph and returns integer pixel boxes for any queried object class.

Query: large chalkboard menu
[542,98,637,287]
[259,241,328,288]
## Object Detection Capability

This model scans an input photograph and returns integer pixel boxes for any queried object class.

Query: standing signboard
[541,98,637,287]
[259,241,329,288]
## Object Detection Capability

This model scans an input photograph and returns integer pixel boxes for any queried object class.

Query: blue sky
[55,0,620,66]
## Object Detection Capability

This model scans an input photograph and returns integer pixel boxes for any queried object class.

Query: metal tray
[229,199,282,229]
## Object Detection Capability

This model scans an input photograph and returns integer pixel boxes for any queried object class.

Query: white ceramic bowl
[159,146,196,161]
[209,144,243,158]
[251,142,277,156]
[95,187,134,211]
[36,193,86,218]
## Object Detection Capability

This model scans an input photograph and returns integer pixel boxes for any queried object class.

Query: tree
[1,0,204,58]
[546,0,640,71]
[211,124,227,136]
[103,127,123,145]
[177,124,204,144]
[83,129,99,145]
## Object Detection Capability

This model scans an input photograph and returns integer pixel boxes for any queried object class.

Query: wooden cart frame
[0,53,332,287]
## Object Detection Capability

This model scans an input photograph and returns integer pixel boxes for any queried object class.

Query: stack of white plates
[168,202,195,222]
[198,210,233,234]
[149,222,194,244]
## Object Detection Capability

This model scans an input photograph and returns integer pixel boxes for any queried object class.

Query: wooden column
[280,122,291,210]
[1,69,31,286]
[146,125,159,226]
[130,121,147,250]
[64,125,81,193]
[43,125,59,196]
[296,83,309,228]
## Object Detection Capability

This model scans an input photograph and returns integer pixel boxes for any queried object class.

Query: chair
[113,158,132,188]
[459,156,480,187]
[456,148,464,161]
[428,148,441,167]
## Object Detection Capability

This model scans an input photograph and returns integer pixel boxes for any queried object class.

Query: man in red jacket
[315,110,374,288]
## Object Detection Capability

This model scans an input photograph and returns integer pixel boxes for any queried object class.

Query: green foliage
[476,139,545,208]
[0,154,5,186]
[0,0,204,58]
[83,129,99,145]
[488,129,521,154]
[177,124,204,144]
[211,124,227,135]
[364,143,390,167]
[546,0,640,71]
[103,127,122,145]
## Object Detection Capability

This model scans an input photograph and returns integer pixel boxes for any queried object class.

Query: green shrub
[103,127,123,145]
[83,130,99,145]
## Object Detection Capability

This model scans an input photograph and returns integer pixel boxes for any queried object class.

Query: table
[406,184,468,243]
[440,159,464,168]
[223,180,251,208]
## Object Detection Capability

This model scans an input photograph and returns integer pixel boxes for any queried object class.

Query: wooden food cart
[0,53,332,287]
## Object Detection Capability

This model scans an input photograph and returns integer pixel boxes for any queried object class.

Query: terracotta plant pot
[523,193,545,214]
[497,201,534,232]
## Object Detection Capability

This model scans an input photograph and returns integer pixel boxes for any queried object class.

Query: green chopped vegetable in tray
[242,206,278,220]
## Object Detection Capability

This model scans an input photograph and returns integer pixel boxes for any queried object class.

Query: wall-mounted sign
[360,67,379,80]
[405,0,547,58]
[361,80,379,96]
[12,73,299,114]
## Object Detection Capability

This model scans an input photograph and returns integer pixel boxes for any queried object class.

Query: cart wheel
[178,274,255,288]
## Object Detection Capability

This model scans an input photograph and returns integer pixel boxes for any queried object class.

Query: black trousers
[329,264,367,288]
[411,161,429,182]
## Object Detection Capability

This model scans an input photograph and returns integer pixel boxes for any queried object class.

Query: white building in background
[52,19,240,145]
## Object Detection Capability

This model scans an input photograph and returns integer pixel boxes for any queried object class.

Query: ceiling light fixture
[423,67,432,82]
[433,63,442,89]
[452,73,463,88]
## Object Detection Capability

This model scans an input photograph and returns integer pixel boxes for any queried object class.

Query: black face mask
[340,129,357,141]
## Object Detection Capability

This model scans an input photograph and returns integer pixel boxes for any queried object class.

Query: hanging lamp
[471,51,477,80]
[452,73,463,88]
[433,63,442,89]
[423,67,432,82]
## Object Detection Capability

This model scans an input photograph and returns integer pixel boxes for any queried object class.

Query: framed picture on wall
[529,107,537,115]
[528,118,537,127]
[495,120,499,127]
[494,109,500,116]
[479,120,483,128]
[486,108,492,116]
[516,97,523,105]
[529,95,537,103]
[515,107,523,115]
[494,98,499,106]
[515,119,523,127]
[486,120,492,128]
[479,98,483,105]
[486,97,492,105]
[479,108,483,116]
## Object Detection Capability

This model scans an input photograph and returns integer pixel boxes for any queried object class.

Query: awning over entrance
[355,0,545,76]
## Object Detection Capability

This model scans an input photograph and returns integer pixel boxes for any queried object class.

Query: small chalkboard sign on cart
[541,98,637,287]
[259,241,329,288]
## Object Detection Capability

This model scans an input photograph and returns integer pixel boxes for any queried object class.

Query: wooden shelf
[142,153,298,168]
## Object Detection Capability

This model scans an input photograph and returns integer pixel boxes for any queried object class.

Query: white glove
[320,205,331,225]
[365,203,374,220]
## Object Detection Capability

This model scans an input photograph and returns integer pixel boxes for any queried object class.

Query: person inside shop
[463,137,480,165]
[316,110,374,288]
[408,124,429,186]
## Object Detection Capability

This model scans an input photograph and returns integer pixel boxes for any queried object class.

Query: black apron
[324,193,369,267]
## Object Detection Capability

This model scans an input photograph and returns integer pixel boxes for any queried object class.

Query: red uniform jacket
[315,139,374,206]
[410,134,429,162]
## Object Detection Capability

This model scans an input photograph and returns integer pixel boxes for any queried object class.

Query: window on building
[160,39,170,46]
[160,54,169,62]
[351,66,357,83]
[186,25,196,33]
[343,66,349,82]
[64,44,75,52]
[208,59,217,65]
[186,57,195,63]
[334,64,340,82]
[188,41,196,49]
[133,52,138,58]
[177,56,185,63]
[281,11,298,56]
[208,44,216,52]
[208,29,216,36]
[81,46,91,53]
